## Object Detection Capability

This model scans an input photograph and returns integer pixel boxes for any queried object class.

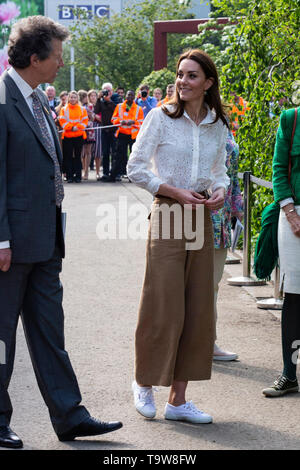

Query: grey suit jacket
[0,71,65,263]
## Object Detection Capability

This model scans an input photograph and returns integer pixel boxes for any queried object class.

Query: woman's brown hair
[162,49,229,128]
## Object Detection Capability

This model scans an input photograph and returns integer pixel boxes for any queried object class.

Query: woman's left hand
[205,188,225,210]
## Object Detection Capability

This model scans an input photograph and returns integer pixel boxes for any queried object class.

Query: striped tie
[31,91,64,206]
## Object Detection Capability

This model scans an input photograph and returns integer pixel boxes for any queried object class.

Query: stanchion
[225,251,241,264]
[257,265,283,310]
[228,171,266,286]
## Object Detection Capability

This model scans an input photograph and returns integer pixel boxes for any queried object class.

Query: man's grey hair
[102,82,113,90]
[8,15,69,69]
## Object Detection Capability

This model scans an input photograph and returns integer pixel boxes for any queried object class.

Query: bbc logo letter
[95,5,109,18]
[0,340,5,365]
[59,5,74,20]
[58,4,109,20]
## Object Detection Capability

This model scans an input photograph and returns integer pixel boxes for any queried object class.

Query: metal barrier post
[257,265,283,309]
[228,171,266,286]
[225,252,241,264]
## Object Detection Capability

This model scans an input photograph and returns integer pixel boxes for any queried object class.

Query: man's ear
[30,53,40,68]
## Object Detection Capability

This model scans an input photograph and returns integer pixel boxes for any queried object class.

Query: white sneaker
[164,401,212,424]
[132,381,156,418]
[213,343,238,361]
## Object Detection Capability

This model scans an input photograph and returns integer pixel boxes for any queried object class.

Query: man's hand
[0,248,12,272]
[205,188,225,210]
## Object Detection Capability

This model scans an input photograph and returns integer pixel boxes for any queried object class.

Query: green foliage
[56,0,192,92]
[184,0,300,247]
[138,68,176,95]
[13,0,41,16]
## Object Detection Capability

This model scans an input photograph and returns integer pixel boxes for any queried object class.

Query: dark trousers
[110,133,135,179]
[102,131,116,176]
[0,216,89,435]
[282,293,300,380]
[63,136,84,182]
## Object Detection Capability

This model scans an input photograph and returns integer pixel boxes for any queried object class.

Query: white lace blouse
[127,105,229,195]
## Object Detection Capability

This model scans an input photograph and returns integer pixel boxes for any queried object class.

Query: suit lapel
[3,73,61,163]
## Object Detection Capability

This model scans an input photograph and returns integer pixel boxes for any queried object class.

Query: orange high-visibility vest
[59,103,88,139]
[111,101,143,139]
[229,96,250,135]
[157,96,170,107]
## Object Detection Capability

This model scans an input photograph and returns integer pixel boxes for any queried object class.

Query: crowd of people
[43,82,175,184]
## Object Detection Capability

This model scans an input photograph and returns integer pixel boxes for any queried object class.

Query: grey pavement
[6,175,300,450]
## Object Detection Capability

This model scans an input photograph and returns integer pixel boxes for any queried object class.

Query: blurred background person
[136,84,157,118]
[78,89,94,180]
[87,89,101,178]
[211,130,243,361]
[55,91,69,164]
[157,84,175,107]
[101,90,143,182]
[46,85,59,116]
[153,87,163,103]
[59,91,88,183]
[95,84,116,181]
[116,86,125,102]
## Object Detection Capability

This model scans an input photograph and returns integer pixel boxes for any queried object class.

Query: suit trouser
[62,136,84,181]
[135,196,215,386]
[0,227,89,434]
[110,133,135,179]
[101,131,116,176]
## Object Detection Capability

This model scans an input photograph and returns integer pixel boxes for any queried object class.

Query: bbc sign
[58,4,110,19]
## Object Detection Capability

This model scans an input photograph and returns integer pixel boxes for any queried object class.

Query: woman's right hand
[286,212,300,237]
[174,189,206,208]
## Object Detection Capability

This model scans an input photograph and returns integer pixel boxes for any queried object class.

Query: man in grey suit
[0,16,122,448]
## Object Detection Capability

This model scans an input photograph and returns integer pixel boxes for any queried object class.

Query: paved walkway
[7,176,300,450]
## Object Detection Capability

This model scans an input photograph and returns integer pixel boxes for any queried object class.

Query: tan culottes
[135,196,215,387]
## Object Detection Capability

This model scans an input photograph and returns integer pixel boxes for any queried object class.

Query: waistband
[155,190,210,202]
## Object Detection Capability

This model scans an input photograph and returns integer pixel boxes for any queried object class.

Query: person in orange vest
[59,91,88,183]
[228,92,249,136]
[157,84,175,107]
[100,90,144,182]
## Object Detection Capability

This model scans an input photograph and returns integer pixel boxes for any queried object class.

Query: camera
[141,90,148,98]
[102,89,109,97]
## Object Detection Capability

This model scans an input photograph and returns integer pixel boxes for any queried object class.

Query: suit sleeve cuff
[0,241,10,249]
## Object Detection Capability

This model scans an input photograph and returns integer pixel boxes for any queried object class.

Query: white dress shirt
[127,105,229,196]
[0,68,54,250]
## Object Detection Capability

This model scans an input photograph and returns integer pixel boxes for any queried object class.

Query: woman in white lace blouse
[128,49,229,424]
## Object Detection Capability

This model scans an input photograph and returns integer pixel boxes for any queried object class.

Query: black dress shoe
[57,416,123,441]
[99,175,115,182]
[0,426,23,449]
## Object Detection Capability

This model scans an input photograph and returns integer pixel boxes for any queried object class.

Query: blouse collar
[183,103,216,126]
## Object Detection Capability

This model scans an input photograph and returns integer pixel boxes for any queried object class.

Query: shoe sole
[164,415,212,424]
[262,387,299,397]
[136,408,156,419]
[0,441,23,449]
[213,355,238,361]
[58,422,123,441]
